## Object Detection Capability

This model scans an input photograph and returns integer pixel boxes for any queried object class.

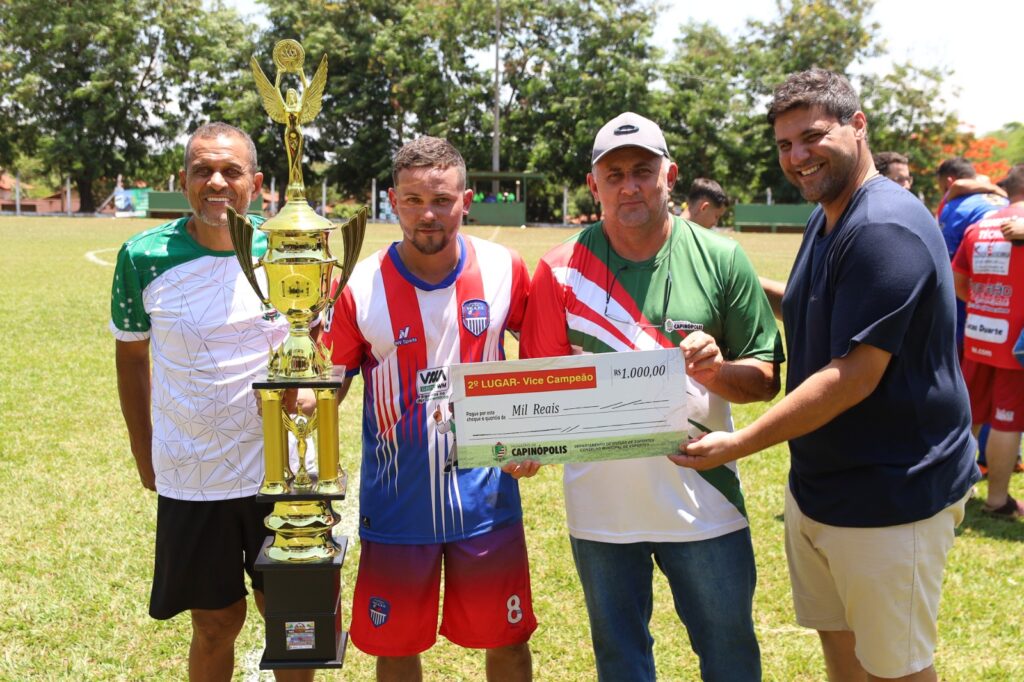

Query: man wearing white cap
[514,112,783,681]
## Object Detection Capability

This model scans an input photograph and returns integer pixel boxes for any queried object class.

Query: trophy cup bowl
[229,199,365,380]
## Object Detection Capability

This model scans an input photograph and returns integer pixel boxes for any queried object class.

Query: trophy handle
[227,206,271,306]
[326,206,368,309]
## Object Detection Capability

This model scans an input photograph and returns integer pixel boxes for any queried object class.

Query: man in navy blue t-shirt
[673,69,979,682]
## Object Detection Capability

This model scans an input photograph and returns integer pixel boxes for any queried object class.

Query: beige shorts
[784,486,968,678]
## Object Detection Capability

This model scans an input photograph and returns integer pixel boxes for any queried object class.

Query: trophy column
[254,376,348,670]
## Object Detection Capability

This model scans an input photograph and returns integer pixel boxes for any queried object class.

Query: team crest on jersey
[394,325,418,346]
[416,366,451,403]
[369,597,390,628]
[461,299,490,337]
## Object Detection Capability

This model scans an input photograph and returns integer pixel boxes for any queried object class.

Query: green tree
[247,1,659,221]
[658,23,752,202]
[0,0,258,212]
[989,122,1024,166]
[1,153,61,199]
[658,0,964,209]
[659,1,879,206]
[497,0,660,191]
[257,0,493,203]
[735,0,881,203]
[859,63,965,206]
[741,0,880,87]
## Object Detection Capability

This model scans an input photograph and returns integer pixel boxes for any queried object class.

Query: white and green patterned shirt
[110,216,288,500]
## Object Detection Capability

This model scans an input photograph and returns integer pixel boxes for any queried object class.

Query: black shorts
[149,495,273,620]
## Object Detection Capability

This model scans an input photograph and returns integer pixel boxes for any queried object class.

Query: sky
[654,1,1018,134]
[226,0,1019,135]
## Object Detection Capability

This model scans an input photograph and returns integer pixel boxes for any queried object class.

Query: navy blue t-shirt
[782,177,979,527]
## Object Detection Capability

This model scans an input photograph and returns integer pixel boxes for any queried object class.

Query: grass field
[1,216,1022,681]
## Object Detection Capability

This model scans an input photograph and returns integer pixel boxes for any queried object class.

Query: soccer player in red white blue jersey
[323,137,535,680]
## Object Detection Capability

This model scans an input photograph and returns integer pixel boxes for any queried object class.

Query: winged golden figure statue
[251,39,328,202]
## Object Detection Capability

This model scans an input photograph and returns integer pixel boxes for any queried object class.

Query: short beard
[798,175,845,205]
[192,207,230,230]
[408,231,451,255]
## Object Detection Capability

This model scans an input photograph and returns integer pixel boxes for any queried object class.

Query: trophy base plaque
[256,535,349,669]
[260,632,348,671]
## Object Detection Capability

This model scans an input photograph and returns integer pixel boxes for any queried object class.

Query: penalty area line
[85,247,118,267]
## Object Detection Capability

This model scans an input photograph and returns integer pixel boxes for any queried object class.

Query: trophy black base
[256,536,349,669]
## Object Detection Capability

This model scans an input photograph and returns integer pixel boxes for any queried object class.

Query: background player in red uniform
[953,164,1024,518]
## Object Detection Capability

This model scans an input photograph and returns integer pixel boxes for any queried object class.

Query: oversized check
[447,348,688,468]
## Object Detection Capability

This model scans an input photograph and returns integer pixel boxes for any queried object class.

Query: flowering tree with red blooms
[942,137,1012,182]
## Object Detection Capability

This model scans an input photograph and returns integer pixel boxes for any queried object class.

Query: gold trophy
[227,39,366,669]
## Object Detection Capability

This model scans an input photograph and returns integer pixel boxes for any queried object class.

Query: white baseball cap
[591,112,670,165]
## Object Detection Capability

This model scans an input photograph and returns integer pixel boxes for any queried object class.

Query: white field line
[241,648,274,682]
[85,247,118,267]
